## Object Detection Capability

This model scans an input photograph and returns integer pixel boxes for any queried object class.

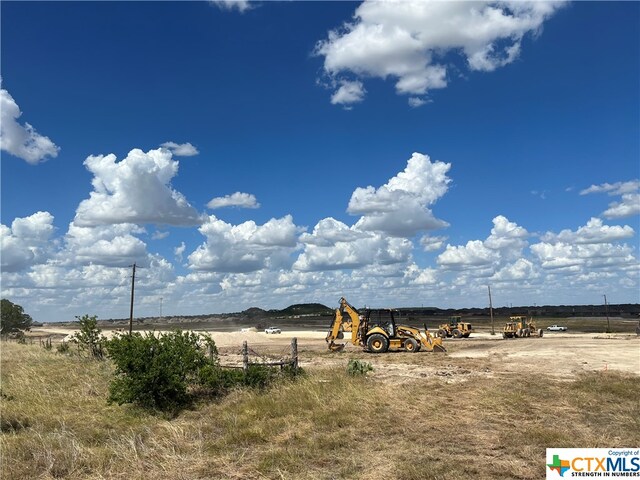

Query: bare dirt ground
[31,325,640,383]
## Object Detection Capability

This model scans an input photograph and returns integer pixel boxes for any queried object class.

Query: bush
[346,359,373,376]
[198,363,301,396]
[56,341,70,354]
[106,329,303,414]
[73,315,106,359]
[106,330,218,413]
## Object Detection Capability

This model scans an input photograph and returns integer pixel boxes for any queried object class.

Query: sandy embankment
[30,326,327,348]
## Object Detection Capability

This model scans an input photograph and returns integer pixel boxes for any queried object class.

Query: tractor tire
[404,338,419,353]
[367,334,389,354]
[463,332,471,338]
[516,329,523,338]
[523,328,530,337]
[502,332,508,339]
[438,329,448,338]
[452,329,462,338]
[538,329,544,337]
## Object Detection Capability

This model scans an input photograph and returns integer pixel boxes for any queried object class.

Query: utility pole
[129,263,136,335]
[604,294,611,333]
[488,285,495,335]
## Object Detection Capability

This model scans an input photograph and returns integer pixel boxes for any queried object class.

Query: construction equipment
[437,316,473,338]
[326,297,446,353]
[502,316,543,339]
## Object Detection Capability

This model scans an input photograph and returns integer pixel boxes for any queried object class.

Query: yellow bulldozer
[437,316,473,339]
[326,297,446,353]
[502,316,543,339]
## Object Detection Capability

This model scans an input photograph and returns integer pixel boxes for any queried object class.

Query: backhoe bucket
[328,341,346,352]
[420,325,447,353]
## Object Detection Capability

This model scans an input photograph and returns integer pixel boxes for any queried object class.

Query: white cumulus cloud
[188,214,300,273]
[404,263,438,285]
[491,258,537,281]
[0,85,60,164]
[207,192,260,209]
[1,212,55,272]
[348,152,450,237]
[580,180,640,219]
[484,215,529,260]
[315,0,564,104]
[530,242,635,271]
[580,180,640,196]
[160,141,199,157]
[419,235,447,252]
[408,97,428,108]
[151,231,170,240]
[330,80,366,106]
[74,147,202,227]
[437,215,528,269]
[210,0,251,13]
[541,218,635,245]
[63,223,149,268]
[175,242,186,262]
[438,240,498,267]
[294,218,412,271]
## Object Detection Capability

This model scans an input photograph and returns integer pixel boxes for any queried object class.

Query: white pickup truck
[264,326,281,334]
[546,324,567,332]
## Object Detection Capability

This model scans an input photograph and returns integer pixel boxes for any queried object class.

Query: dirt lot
[7,325,639,480]
[30,325,640,382]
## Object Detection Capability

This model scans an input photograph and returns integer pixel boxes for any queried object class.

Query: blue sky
[1,1,638,322]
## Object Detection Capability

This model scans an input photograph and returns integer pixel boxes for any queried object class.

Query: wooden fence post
[291,337,298,369]
[242,341,248,371]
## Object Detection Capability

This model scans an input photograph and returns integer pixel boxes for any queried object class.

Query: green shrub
[346,359,373,376]
[242,364,277,389]
[106,330,304,414]
[281,363,305,379]
[56,341,70,354]
[106,330,217,413]
[199,363,303,396]
[197,364,241,396]
[73,314,106,359]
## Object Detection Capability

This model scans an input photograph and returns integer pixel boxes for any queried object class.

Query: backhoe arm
[326,297,362,351]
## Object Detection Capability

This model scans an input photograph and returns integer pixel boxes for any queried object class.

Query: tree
[0,299,33,335]
[72,314,106,359]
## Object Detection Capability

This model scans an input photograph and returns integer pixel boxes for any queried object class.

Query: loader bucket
[328,341,346,352]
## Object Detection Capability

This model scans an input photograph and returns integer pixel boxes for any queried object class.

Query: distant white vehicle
[264,326,281,334]
[546,325,568,332]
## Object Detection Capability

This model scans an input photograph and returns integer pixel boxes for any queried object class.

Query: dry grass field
[1,322,639,479]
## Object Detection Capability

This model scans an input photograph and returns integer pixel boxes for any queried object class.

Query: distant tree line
[35,301,640,326]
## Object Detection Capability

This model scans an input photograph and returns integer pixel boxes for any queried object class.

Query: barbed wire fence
[216,338,299,371]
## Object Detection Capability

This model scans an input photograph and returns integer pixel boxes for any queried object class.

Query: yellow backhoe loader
[326,297,446,353]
